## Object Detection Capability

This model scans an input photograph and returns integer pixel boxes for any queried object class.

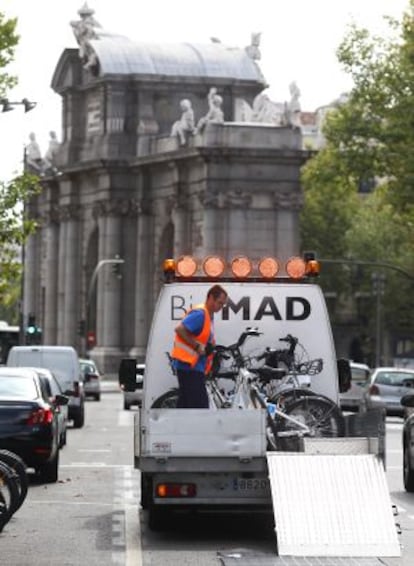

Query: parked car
[365,367,414,416]
[401,393,414,491]
[79,358,102,401]
[339,361,371,411]
[7,346,85,428]
[121,362,145,410]
[29,367,69,448]
[0,366,68,482]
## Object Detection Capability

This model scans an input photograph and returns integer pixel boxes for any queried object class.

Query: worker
[171,284,228,408]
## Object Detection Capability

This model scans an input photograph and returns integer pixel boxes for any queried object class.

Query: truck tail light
[156,483,197,498]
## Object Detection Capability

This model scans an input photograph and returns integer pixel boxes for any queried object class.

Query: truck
[120,254,401,561]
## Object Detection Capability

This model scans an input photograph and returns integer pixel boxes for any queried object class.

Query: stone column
[201,191,219,254]
[131,199,153,360]
[56,220,67,343]
[61,205,80,345]
[43,208,59,344]
[92,199,124,370]
[225,191,251,256]
[274,191,303,258]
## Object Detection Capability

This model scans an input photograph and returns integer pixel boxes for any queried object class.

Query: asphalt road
[0,383,413,565]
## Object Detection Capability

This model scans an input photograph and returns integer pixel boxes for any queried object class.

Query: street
[1,383,413,565]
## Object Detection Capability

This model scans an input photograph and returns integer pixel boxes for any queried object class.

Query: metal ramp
[266,451,401,559]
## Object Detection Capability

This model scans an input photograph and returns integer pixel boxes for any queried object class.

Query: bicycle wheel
[280,395,345,438]
[0,461,20,532]
[0,450,28,514]
[151,389,179,408]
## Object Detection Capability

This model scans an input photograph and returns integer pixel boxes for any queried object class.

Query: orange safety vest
[171,304,213,371]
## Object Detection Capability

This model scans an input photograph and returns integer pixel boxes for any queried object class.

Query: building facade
[23,10,309,372]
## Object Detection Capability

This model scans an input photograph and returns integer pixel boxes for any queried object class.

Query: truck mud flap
[266,452,401,559]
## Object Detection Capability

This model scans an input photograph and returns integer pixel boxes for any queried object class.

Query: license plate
[233,477,270,492]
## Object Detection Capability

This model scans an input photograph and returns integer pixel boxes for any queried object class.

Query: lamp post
[0,98,37,113]
[371,272,386,367]
[84,256,124,355]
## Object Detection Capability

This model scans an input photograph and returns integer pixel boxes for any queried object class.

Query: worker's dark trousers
[176,369,209,408]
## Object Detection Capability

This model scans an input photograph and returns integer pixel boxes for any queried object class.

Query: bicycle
[210,328,344,447]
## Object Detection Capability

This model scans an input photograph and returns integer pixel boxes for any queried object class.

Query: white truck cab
[120,254,400,560]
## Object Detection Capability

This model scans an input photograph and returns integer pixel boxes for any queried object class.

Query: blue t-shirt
[173,308,212,373]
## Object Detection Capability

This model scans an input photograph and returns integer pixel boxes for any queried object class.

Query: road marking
[77,449,112,453]
[111,465,142,566]
[29,499,113,506]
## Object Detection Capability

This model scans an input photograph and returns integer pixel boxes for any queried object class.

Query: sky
[0,0,410,181]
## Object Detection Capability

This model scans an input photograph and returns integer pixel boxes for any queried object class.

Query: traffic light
[78,319,86,336]
[111,261,122,278]
[26,313,42,344]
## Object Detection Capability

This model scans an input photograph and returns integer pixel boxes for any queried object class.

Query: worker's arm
[175,322,206,355]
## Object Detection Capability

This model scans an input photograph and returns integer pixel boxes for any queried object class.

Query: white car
[122,363,144,410]
[339,362,371,411]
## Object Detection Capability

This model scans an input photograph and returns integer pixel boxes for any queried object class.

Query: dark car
[0,367,68,483]
[401,393,414,492]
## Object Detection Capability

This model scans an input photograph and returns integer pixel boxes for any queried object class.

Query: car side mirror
[337,358,351,393]
[401,393,414,407]
[119,358,138,392]
[55,394,69,405]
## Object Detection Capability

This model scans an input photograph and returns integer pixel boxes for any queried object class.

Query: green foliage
[0,12,18,96]
[300,1,414,339]
[0,11,42,310]
[0,173,42,301]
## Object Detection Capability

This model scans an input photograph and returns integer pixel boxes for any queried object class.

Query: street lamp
[371,272,386,367]
[1,98,37,113]
[84,256,125,354]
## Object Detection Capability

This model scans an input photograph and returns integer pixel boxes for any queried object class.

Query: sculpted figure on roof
[171,99,195,145]
[196,87,224,133]
[71,3,102,70]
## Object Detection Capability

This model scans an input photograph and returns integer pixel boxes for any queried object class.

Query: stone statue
[287,81,302,129]
[245,32,261,60]
[196,87,224,133]
[70,3,101,70]
[170,99,195,145]
[43,131,60,173]
[25,133,43,172]
[251,93,286,126]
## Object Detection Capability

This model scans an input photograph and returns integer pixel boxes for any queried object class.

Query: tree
[300,1,414,345]
[0,12,42,314]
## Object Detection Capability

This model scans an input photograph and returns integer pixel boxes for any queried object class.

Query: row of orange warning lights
[163,255,320,280]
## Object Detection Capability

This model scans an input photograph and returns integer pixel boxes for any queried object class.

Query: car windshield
[375,371,414,386]
[0,375,38,399]
[351,368,369,382]
[81,362,95,374]
[14,351,73,383]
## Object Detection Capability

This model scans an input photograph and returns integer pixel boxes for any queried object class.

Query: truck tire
[148,504,169,531]
[404,441,414,492]
[151,389,179,408]
[140,473,151,510]
[280,395,345,437]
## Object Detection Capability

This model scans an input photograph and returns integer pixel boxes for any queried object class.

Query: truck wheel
[148,504,169,531]
[140,473,151,510]
[404,441,414,492]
